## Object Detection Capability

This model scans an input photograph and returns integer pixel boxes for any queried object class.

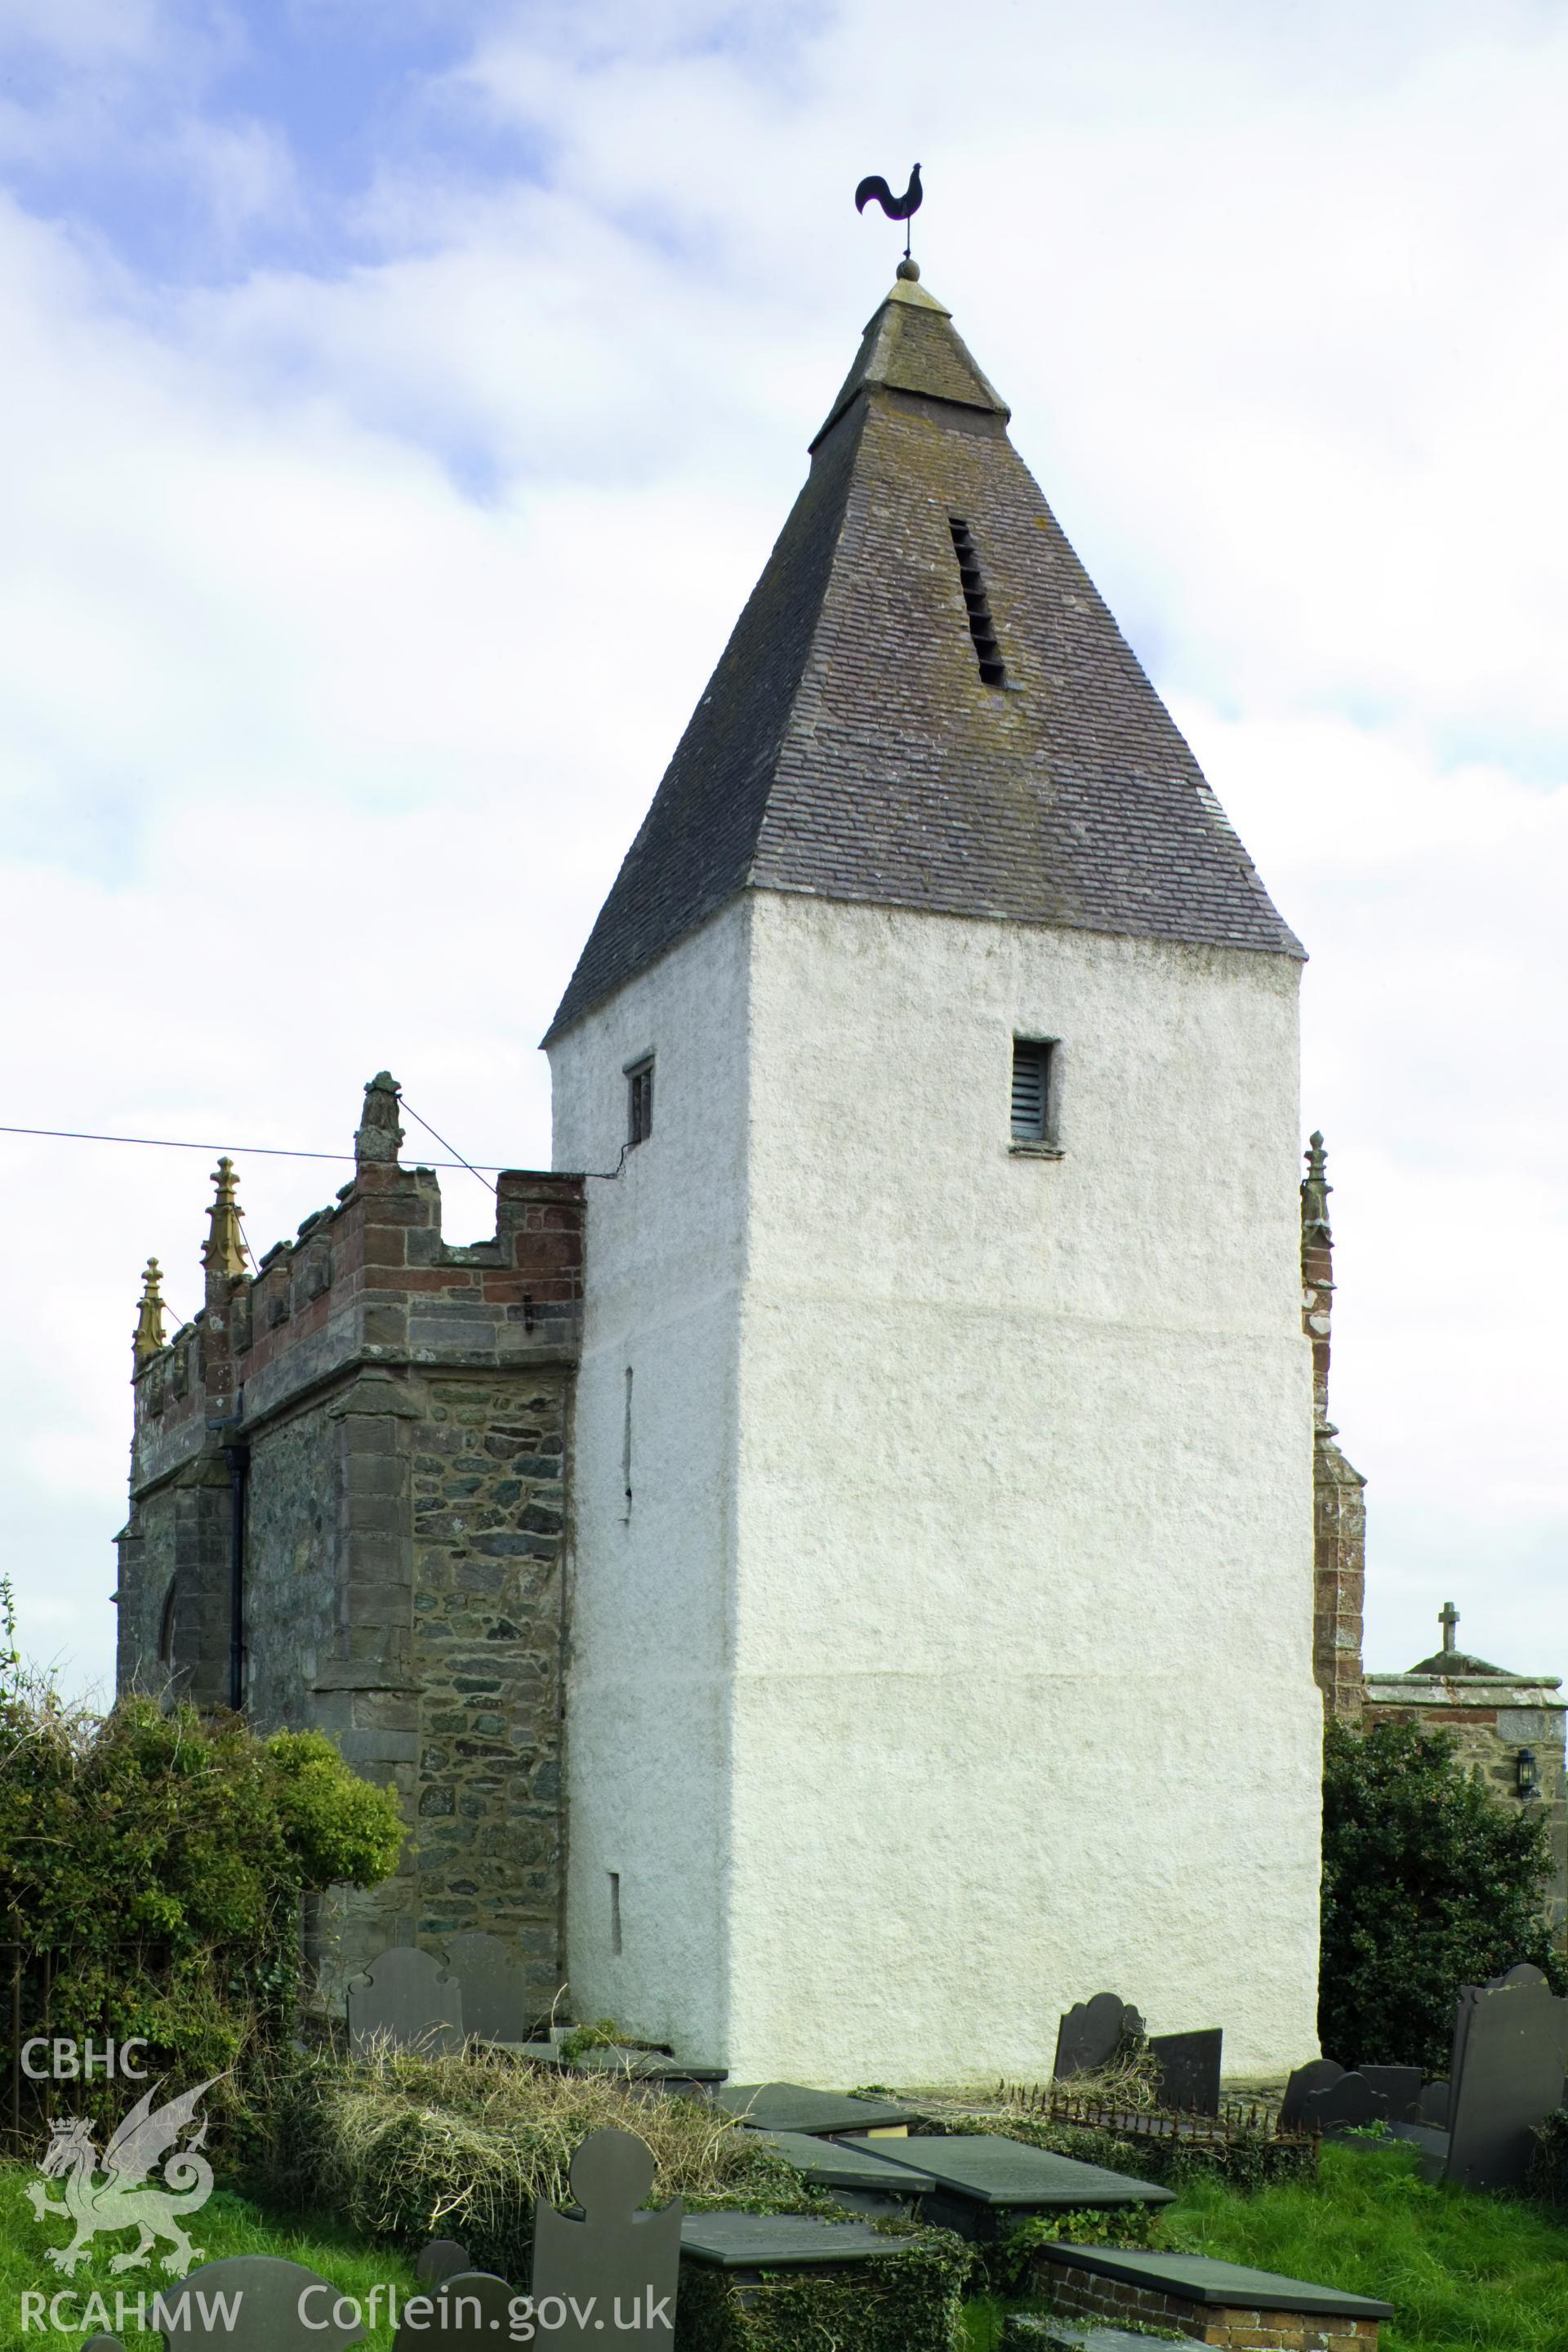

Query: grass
[0,2160,418,2352]
[1163,2137,1568,2352]
[956,2139,1568,2352]
[259,2041,807,2276]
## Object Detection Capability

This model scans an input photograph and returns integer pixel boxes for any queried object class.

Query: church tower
[546,265,1322,2083]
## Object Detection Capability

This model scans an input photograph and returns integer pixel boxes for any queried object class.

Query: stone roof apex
[810,265,1009,449]
[547,269,1302,1043]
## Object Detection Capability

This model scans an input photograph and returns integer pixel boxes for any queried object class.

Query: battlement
[130,1078,582,1497]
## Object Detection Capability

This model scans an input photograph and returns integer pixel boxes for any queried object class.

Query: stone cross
[1440,1601,1459,1655]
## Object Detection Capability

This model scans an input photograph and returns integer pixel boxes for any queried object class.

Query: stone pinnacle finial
[355,1071,404,1169]
[1301,1130,1331,1239]
[203,1158,247,1281]
[1440,1599,1459,1655]
[133,1258,167,1369]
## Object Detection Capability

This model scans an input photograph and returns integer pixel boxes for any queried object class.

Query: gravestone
[440,1931,531,2044]
[531,2127,682,2346]
[415,2241,473,2287]
[1419,2078,1450,2127]
[1300,2072,1390,2132]
[1279,2056,1343,2131]
[392,2271,516,2350]
[1149,2028,1223,2114]
[346,1946,464,2058]
[159,2257,366,2350]
[1357,2065,1423,2123]
[1053,1993,1146,2081]
[1446,1962,1568,2191]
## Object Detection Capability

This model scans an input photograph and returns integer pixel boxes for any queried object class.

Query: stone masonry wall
[411,1372,568,2005]
[118,1077,583,2012]
[1365,1679,1568,1949]
[244,1397,338,1731]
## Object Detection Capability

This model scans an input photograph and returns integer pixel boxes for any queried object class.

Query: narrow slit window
[1011,1039,1058,1143]
[626,1055,654,1146]
[949,516,1007,687]
[621,1365,634,1517]
[609,1871,623,1957]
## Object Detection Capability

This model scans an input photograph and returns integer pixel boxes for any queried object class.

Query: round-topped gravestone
[1053,1993,1146,2081]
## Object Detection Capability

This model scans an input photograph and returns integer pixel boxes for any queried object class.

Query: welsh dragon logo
[25,2076,220,2278]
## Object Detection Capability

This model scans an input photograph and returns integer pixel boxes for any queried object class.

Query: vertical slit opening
[949,516,1008,687]
[609,1871,623,1956]
[621,1365,633,1517]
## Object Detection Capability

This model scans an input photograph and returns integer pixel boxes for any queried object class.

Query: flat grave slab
[863,2135,1174,2210]
[715,2082,920,2135]
[752,2130,933,2193]
[493,2042,724,2091]
[1027,2242,1394,2319]
[678,2212,915,2270]
[1384,2120,1452,2180]
[572,2045,728,2086]
[1004,2326,1187,2352]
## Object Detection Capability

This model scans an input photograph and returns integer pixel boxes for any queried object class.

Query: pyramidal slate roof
[546,270,1302,1041]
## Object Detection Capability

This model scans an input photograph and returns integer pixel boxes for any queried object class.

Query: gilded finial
[203,1157,247,1281]
[133,1258,167,1368]
[1301,1130,1331,1239]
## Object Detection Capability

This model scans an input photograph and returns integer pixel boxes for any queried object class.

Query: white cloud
[0,0,1564,1699]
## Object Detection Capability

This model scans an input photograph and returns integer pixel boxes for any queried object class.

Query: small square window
[1011,1038,1059,1145]
[626,1056,654,1147]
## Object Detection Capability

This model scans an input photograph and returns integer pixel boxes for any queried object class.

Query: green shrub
[1321,1716,1562,2071]
[0,1666,403,2142]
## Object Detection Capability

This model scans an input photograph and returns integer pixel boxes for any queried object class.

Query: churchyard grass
[960,2136,1568,2350]
[0,2159,418,2352]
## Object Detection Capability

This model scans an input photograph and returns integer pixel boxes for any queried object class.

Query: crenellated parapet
[130,1080,582,1491]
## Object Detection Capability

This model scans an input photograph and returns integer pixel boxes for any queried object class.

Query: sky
[0,0,1564,1701]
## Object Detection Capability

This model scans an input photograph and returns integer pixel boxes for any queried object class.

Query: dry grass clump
[259,2041,808,2278]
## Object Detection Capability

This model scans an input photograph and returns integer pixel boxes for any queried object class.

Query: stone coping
[865,2134,1174,2208]
[677,2213,915,2270]
[1028,2243,1394,2319]
[1365,1673,1562,1702]
[715,2082,921,2134]
[753,2130,933,2191]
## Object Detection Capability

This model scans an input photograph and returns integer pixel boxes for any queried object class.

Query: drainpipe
[224,1442,250,1712]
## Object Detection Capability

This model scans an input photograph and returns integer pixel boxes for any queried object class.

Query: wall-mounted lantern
[1517,1747,1540,1801]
